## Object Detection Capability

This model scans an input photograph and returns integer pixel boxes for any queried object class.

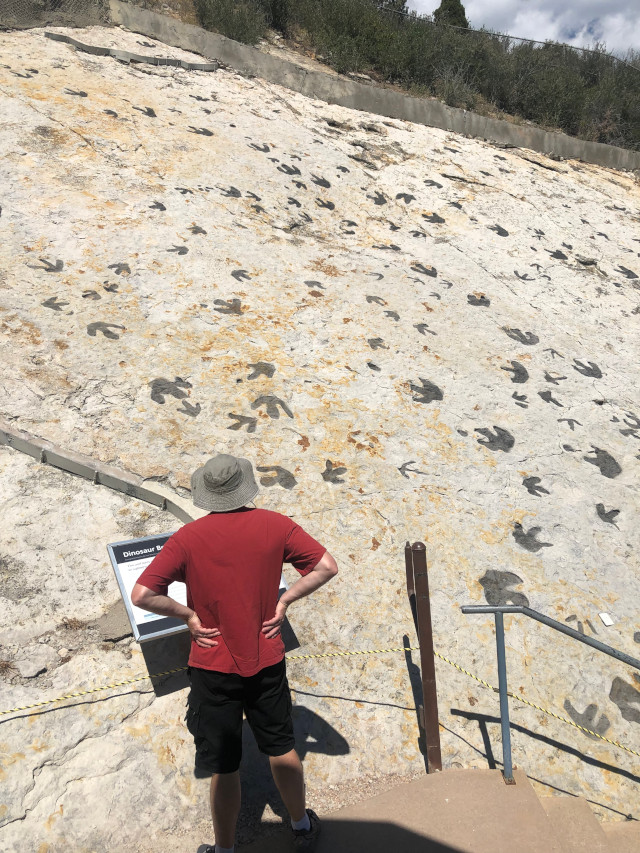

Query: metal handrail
[461,604,640,783]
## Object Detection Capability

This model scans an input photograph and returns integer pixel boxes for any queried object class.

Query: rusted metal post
[411,541,442,773]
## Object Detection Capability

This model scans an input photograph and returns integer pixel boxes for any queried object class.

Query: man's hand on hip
[262,552,338,640]
[131,584,220,648]
[262,600,288,639]
[187,612,221,648]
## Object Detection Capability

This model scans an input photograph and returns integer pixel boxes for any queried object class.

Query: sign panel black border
[107,532,188,643]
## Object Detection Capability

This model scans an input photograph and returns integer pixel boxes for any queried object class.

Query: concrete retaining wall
[0,419,203,523]
[108,0,640,173]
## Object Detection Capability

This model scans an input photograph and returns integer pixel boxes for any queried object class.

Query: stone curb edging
[0,418,205,524]
[108,0,640,173]
[44,29,220,71]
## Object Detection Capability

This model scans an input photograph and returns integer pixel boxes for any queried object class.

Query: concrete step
[540,796,609,853]
[602,820,640,853]
[241,768,563,853]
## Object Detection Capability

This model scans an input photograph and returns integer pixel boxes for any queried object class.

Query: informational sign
[107,533,186,643]
[107,533,290,644]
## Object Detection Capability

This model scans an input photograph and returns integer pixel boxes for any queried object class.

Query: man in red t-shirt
[132,453,338,853]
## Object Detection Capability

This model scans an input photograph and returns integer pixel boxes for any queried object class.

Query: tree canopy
[377,0,409,11]
[433,0,469,29]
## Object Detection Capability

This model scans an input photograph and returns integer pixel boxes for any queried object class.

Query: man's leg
[246,661,318,843]
[186,668,244,851]
[210,770,241,850]
[269,749,306,822]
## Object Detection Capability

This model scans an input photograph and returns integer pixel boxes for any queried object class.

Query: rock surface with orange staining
[1,25,640,853]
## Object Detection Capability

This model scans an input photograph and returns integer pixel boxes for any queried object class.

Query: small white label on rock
[598,612,614,626]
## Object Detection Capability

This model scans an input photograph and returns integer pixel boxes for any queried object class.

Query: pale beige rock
[14,645,58,678]
[0,24,639,853]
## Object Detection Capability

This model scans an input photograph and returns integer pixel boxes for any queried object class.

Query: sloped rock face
[1,25,639,852]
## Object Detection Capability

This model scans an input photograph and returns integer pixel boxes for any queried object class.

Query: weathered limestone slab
[0,26,639,852]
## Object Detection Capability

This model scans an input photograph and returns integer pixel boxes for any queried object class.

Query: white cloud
[407,0,640,54]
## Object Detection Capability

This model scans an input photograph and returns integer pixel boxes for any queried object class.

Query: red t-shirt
[137,507,326,676]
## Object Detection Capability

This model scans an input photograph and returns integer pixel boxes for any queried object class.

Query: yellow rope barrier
[1,645,638,758]
[0,666,188,716]
[433,650,640,758]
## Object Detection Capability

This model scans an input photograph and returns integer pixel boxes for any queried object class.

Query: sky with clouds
[407,1,640,55]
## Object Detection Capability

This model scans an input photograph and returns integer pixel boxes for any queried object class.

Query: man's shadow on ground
[233,705,350,846]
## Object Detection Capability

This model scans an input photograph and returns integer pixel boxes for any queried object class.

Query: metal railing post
[461,603,640,784]
[411,542,442,773]
[494,611,514,783]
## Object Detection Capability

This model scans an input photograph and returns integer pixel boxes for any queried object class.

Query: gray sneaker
[293,809,321,850]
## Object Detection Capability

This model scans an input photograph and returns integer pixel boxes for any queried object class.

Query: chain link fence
[381,5,640,73]
[0,0,109,29]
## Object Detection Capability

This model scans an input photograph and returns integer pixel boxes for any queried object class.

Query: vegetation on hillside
[433,0,469,30]
[193,0,640,152]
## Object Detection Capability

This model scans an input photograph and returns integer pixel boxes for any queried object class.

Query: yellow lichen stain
[481,451,498,468]
[1,316,43,346]
[426,492,449,511]
[309,259,341,277]
[37,844,49,853]
[44,804,63,831]
[478,508,529,545]
[125,724,150,739]
[155,743,176,767]
[347,431,384,457]
[29,739,49,753]
[1,751,25,772]
[53,339,69,350]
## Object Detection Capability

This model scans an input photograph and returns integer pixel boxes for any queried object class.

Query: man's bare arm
[262,551,338,639]
[131,584,220,648]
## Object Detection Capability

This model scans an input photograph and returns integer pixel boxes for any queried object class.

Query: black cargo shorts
[185,659,295,775]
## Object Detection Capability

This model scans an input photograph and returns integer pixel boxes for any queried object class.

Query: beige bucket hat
[190,454,259,512]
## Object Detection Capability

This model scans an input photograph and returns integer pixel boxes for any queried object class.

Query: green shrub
[433,65,477,109]
[195,0,267,44]
[194,0,640,150]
